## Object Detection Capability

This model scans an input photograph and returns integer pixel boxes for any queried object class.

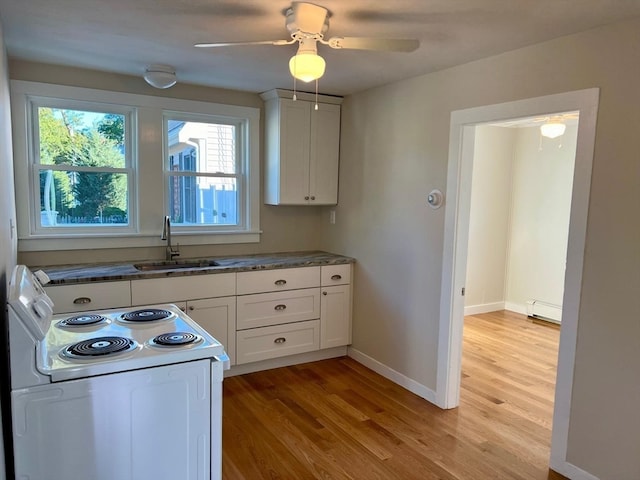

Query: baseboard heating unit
[526,299,562,324]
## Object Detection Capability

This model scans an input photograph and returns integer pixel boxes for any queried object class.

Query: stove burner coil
[120,308,172,322]
[57,314,108,328]
[151,332,202,347]
[62,336,137,359]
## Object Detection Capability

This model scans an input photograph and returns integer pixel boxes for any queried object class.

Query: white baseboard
[504,301,528,315]
[347,347,438,405]
[225,346,348,377]
[464,301,505,316]
[550,460,600,480]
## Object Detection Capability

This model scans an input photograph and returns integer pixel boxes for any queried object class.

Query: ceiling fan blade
[195,39,293,48]
[325,37,419,52]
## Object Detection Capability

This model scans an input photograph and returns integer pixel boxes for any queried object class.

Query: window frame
[11,80,261,252]
[28,97,137,236]
[162,111,249,233]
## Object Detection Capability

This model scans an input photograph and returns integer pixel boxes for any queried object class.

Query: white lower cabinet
[45,261,352,370]
[185,297,237,367]
[130,274,237,365]
[236,320,320,365]
[320,284,351,349]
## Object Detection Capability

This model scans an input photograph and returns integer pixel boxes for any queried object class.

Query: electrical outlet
[329,210,336,224]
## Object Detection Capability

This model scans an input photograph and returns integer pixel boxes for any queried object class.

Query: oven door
[12,359,212,480]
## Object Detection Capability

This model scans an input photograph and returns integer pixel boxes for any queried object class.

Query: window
[165,115,245,231]
[11,81,260,251]
[34,103,133,233]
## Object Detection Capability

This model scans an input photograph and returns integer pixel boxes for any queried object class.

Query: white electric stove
[7,265,228,480]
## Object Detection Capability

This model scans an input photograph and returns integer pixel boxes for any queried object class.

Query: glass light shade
[289,53,326,82]
[540,122,566,139]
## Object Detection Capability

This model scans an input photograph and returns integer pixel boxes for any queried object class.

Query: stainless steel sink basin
[134,259,221,271]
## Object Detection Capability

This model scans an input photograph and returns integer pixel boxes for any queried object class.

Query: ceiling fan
[195,2,420,83]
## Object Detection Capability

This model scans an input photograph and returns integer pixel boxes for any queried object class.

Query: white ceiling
[1,0,640,96]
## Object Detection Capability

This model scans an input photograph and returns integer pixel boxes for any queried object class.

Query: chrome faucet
[161,216,180,261]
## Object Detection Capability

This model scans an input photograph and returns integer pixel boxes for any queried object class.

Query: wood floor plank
[222,311,565,480]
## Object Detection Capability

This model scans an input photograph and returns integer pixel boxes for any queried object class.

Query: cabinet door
[279,99,312,204]
[309,103,341,205]
[186,297,237,366]
[320,284,351,349]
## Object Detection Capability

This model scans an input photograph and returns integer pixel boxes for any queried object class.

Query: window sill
[18,231,262,252]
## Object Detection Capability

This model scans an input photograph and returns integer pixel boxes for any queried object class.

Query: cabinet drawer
[236,320,320,365]
[237,267,320,295]
[321,264,351,286]
[45,281,132,314]
[131,273,235,305]
[237,288,320,330]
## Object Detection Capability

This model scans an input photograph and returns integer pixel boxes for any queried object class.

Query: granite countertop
[39,251,355,285]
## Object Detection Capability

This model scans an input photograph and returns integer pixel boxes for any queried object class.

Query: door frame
[436,89,599,476]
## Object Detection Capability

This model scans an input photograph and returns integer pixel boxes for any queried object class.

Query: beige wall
[10,60,326,266]
[465,125,514,310]
[505,125,577,314]
[324,17,640,479]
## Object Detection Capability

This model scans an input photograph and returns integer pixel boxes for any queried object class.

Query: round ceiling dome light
[143,64,177,89]
[289,52,326,82]
[540,122,566,139]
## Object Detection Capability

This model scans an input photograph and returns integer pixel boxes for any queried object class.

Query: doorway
[436,89,599,476]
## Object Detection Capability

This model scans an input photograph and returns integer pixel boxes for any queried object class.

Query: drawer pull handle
[274,337,286,344]
[73,297,91,305]
[275,279,287,286]
[274,304,287,311]
[331,274,342,281]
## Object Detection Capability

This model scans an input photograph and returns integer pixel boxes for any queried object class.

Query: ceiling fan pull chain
[314,79,319,110]
[292,57,298,101]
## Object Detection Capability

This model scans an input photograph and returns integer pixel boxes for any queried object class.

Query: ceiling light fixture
[143,64,177,89]
[289,38,325,82]
[540,121,566,139]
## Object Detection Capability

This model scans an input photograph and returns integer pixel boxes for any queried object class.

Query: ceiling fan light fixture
[289,51,326,82]
[143,64,177,89]
[540,122,566,139]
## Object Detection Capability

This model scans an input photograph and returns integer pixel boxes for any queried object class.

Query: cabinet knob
[73,297,91,305]
[274,279,287,286]
[323,291,328,296]
[310,196,315,200]
[188,306,195,311]
[274,337,286,344]
[179,306,186,312]
[304,196,310,200]
[274,304,287,311]
[331,274,342,281]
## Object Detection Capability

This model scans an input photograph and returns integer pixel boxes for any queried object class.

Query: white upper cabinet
[261,89,342,205]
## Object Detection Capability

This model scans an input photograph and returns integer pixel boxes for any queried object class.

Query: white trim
[463,301,505,316]
[10,80,261,250]
[225,346,348,377]
[347,347,438,404]
[503,301,527,316]
[552,462,600,480]
[437,90,600,473]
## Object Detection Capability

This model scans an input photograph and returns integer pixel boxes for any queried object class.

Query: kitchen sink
[133,259,221,271]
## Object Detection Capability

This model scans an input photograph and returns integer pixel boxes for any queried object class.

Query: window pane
[38,107,126,168]
[167,120,236,174]
[169,175,237,226]
[39,169,128,226]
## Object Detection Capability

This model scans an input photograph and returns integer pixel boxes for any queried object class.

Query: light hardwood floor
[222,310,564,479]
